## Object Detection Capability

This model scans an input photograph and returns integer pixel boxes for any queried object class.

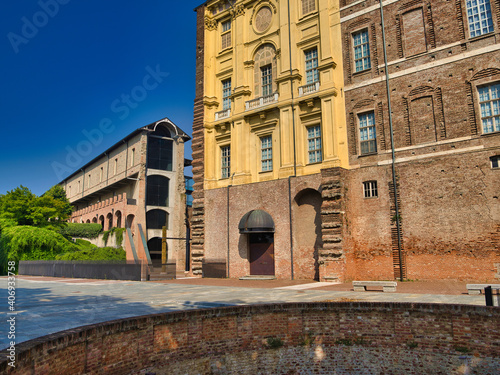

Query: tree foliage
[0,185,73,230]
[0,226,78,265]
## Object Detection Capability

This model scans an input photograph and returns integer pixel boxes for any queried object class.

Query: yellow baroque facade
[202,0,348,190]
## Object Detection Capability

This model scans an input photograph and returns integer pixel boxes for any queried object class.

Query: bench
[353,281,397,293]
[466,284,500,295]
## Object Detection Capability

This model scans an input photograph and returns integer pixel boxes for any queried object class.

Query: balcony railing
[215,108,231,121]
[298,81,320,96]
[245,92,279,111]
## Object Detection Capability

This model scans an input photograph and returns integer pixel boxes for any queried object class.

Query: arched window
[146,175,170,207]
[254,44,277,98]
[146,209,169,230]
[106,213,113,230]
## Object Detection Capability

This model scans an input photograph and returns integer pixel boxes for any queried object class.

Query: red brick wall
[1,303,499,374]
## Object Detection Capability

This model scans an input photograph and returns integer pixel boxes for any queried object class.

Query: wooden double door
[249,233,275,276]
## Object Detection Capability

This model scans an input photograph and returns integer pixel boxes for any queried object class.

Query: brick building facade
[60,118,191,273]
[339,0,500,280]
[191,0,499,281]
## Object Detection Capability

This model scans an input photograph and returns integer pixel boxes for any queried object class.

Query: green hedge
[58,223,102,239]
[0,226,79,266]
[56,246,126,261]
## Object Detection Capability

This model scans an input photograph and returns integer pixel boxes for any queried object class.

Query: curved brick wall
[1,302,499,374]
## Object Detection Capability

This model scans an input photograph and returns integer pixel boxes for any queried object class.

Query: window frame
[301,0,316,16]
[478,82,500,134]
[307,124,322,164]
[465,0,494,38]
[363,181,378,198]
[260,135,273,172]
[222,78,232,110]
[221,19,232,50]
[261,64,273,97]
[358,111,377,155]
[304,47,319,84]
[221,145,231,179]
[352,29,371,73]
[490,155,500,169]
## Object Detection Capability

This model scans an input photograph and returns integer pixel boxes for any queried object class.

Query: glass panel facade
[148,137,173,171]
[146,209,168,230]
[146,175,169,207]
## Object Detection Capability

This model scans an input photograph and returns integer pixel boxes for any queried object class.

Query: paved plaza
[0,276,491,349]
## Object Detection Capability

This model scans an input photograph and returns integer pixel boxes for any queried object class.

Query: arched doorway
[99,215,105,230]
[126,214,135,230]
[239,210,275,276]
[147,237,165,268]
[293,189,322,280]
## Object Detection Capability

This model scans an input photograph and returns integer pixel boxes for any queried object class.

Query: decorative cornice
[230,4,245,18]
[205,16,217,31]
[203,96,219,108]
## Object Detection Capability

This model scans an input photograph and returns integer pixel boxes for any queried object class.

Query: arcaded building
[60,118,191,273]
[192,0,499,281]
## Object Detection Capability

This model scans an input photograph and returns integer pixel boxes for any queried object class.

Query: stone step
[239,275,276,280]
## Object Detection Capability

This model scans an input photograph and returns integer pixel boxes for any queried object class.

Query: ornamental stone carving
[205,16,217,31]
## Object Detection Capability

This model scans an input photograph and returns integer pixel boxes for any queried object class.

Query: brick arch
[470,68,500,81]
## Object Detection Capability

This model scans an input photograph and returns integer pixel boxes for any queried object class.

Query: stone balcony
[245,92,279,111]
[298,81,320,96]
[215,108,230,121]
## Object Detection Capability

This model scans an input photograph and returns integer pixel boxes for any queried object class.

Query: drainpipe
[379,0,404,281]
[287,0,297,280]
[227,172,235,278]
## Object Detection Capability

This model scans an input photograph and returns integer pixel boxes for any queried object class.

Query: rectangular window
[221,145,231,179]
[353,29,371,72]
[307,125,322,163]
[479,83,500,133]
[490,155,500,169]
[131,148,135,166]
[222,79,231,110]
[305,48,319,84]
[302,0,316,15]
[114,158,118,175]
[359,112,377,154]
[402,8,427,56]
[88,174,91,188]
[363,181,378,198]
[261,136,273,172]
[261,64,273,96]
[466,0,494,38]
[100,167,103,182]
[221,20,231,50]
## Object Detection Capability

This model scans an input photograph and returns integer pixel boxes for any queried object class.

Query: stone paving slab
[0,276,487,350]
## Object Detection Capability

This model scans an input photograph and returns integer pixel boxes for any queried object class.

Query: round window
[255,6,272,33]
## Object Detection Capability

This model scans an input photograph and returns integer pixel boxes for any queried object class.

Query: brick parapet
[1,302,499,374]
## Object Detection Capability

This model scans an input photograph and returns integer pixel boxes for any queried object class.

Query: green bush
[58,223,102,239]
[0,226,78,268]
[56,246,126,261]
[74,239,97,250]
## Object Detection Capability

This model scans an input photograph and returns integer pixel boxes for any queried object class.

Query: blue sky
[0,1,201,196]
